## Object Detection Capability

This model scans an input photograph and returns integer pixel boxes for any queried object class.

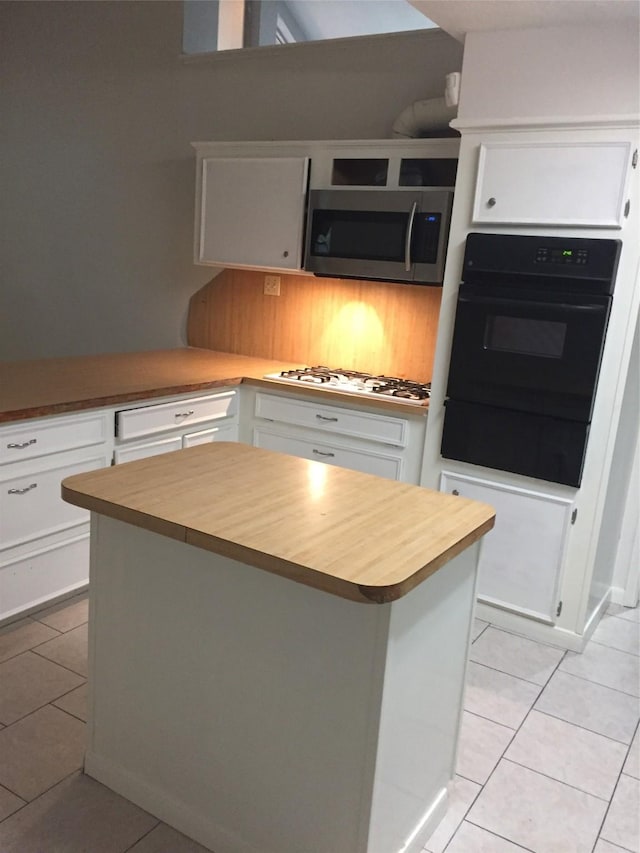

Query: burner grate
[266,367,430,404]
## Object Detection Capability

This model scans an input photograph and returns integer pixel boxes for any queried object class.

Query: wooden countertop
[0,347,428,423]
[62,442,494,604]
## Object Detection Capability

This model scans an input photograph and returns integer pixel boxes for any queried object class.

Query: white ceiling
[410,0,640,42]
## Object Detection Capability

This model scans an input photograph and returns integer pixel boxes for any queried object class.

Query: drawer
[117,391,237,441]
[254,427,403,480]
[0,412,109,465]
[254,393,408,447]
[183,424,238,447]
[114,436,183,464]
[1,451,108,551]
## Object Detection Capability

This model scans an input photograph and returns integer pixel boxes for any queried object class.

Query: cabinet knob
[283,250,289,258]
[487,197,497,208]
[452,489,460,496]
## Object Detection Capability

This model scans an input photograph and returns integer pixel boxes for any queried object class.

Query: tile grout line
[461,818,537,852]
[467,658,552,690]
[589,637,640,657]
[0,618,89,667]
[528,707,640,749]
[121,818,162,852]
[29,647,87,679]
[0,767,82,824]
[500,756,612,803]
[0,694,86,736]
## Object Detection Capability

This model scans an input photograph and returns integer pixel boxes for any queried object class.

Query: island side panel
[85,514,392,853]
[368,542,480,853]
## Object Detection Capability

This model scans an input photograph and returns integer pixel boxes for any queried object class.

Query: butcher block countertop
[0,347,429,424]
[62,442,495,603]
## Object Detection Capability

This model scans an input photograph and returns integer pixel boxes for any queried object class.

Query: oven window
[484,315,567,358]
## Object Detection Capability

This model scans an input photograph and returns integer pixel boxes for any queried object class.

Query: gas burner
[264,367,430,405]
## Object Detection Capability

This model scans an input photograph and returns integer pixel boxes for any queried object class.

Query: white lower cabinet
[251,391,426,483]
[440,471,574,623]
[114,389,239,464]
[1,389,241,623]
[0,411,111,623]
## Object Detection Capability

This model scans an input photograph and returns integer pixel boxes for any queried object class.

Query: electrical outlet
[264,275,281,296]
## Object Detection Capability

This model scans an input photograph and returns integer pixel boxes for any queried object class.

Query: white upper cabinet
[473,141,634,228]
[196,156,309,271]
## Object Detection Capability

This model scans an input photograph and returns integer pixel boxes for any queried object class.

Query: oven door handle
[457,294,607,312]
[404,202,417,272]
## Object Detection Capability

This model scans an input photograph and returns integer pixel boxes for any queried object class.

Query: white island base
[84,514,480,853]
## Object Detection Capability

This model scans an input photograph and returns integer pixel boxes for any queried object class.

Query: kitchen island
[62,442,494,853]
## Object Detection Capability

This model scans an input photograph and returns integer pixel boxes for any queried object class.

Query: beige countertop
[0,347,429,424]
[62,442,494,603]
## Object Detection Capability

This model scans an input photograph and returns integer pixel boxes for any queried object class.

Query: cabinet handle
[7,439,37,449]
[486,197,497,208]
[316,414,338,422]
[174,410,194,418]
[312,449,335,458]
[8,483,38,495]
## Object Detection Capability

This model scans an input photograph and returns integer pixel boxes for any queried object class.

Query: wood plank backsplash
[187,269,441,380]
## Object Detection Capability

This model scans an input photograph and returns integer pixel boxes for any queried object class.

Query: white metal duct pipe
[391,96,457,138]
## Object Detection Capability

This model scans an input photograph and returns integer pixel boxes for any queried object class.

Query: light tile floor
[0,593,638,853]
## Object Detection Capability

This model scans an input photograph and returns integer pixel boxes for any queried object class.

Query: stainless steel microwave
[303,188,454,285]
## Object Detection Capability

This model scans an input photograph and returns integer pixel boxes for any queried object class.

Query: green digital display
[535,246,588,265]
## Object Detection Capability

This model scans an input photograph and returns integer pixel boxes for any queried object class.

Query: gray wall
[0,1,462,361]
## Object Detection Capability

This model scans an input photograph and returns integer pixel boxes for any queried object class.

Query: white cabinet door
[198,157,309,270]
[473,141,633,228]
[440,472,573,622]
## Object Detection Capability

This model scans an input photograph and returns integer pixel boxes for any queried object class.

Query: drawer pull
[316,414,338,422]
[8,483,38,495]
[312,449,335,458]
[7,439,37,449]
[174,410,195,419]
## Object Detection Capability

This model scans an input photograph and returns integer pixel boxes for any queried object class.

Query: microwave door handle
[405,202,417,272]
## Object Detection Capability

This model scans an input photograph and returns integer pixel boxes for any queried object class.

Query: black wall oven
[442,233,621,487]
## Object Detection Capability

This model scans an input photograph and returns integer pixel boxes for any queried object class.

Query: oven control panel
[535,247,589,265]
[463,233,621,294]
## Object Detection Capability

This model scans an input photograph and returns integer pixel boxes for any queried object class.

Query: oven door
[304,189,452,283]
[447,286,612,421]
